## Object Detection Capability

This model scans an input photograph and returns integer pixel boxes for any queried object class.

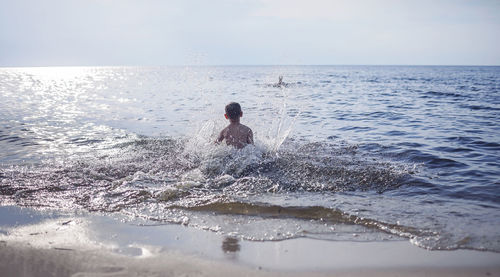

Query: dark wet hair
[225,102,242,120]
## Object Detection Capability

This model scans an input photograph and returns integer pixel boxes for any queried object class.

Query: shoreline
[1,206,499,276]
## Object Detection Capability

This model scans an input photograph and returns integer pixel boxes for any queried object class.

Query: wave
[421,90,469,99]
[0,134,412,213]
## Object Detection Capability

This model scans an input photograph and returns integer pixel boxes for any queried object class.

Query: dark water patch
[445,187,500,204]
[421,90,468,99]
[392,149,467,169]
[335,113,360,121]
[397,77,418,81]
[326,135,340,140]
[398,177,438,191]
[338,126,375,132]
[0,135,23,143]
[358,143,396,152]
[427,157,467,169]
[485,161,500,168]
[384,130,408,136]
[390,149,424,160]
[361,111,405,120]
[300,111,319,119]
[460,104,500,111]
[431,146,473,153]
[469,140,500,150]
[397,142,426,148]
[444,136,481,144]
[464,129,485,134]
[17,141,38,147]
[464,152,484,159]
[387,104,418,110]
[475,202,500,209]
[459,170,488,178]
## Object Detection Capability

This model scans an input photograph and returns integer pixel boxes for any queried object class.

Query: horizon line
[1,64,500,69]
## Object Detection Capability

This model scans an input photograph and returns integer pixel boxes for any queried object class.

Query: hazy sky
[1,0,499,66]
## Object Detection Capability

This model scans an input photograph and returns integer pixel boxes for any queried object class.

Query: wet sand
[1,206,499,277]
[2,241,500,277]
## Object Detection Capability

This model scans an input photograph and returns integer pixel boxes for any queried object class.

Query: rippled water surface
[1,66,499,251]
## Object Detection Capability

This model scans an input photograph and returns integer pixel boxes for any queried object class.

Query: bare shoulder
[241,124,253,144]
[239,124,252,133]
[217,126,229,142]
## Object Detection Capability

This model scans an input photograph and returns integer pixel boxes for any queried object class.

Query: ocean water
[1,65,499,252]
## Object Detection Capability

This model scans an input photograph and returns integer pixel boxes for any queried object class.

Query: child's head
[225,102,242,120]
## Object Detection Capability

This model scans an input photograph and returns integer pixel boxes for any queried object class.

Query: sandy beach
[1,206,499,277]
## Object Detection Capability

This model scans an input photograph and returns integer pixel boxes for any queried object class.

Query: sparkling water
[1,65,499,251]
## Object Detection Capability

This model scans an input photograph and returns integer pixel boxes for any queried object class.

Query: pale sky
[1,0,499,66]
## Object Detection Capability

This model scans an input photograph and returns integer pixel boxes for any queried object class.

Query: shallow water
[0,65,499,251]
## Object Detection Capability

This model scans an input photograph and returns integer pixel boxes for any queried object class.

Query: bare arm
[216,129,225,144]
[247,129,254,145]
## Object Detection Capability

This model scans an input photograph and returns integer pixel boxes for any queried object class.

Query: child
[216,102,254,149]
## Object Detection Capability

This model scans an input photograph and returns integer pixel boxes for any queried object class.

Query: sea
[1,65,499,252]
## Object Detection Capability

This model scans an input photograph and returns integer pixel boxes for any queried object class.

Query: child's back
[216,102,253,149]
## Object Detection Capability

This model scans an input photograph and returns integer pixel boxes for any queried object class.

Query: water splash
[253,81,301,152]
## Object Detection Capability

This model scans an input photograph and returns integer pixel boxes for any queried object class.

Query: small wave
[470,141,500,150]
[393,149,467,169]
[444,136,479,144]
[184,201,433,239]
[338,126,375,132]
[384,130,408,136]
[445,137,500,151]
[421,90,467,99]
[396,142,426,148]
[431,146,473,153]
[361,111,405,120]
[460,104,500,111]
[0,136,412,211]
[0,135,23,143]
